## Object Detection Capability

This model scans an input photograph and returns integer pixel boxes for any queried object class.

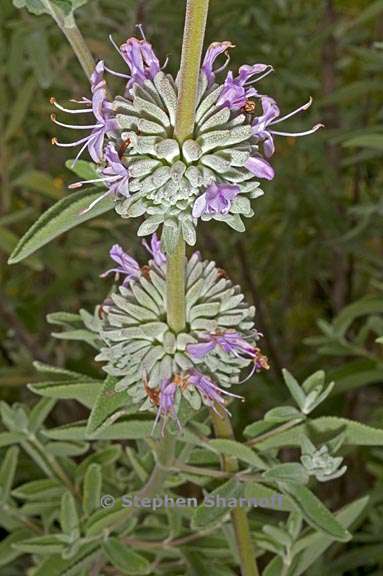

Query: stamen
[50,113,102,130]
[71,136,96,166]
[51,135,91,147]
[104,65,131,80]
[272,97,313,125]
[109,34,123,57]
[136,23,147,41]
[50,97,93,114]
[79,190,111,215]
[68,175,116,189]
[161,56,170,70]
[270,123,324,138]
[244,65,274,86]
[70,97,92,104]
[215,51,232,75]
[238,363,257,384]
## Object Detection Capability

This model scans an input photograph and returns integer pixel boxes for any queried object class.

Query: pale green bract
[113,71,263,253]
[53,251,259,411]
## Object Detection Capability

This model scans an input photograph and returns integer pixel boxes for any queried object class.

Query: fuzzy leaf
[13,535,65,554]
[8,189,114,264]
[29,380,103,409]
[263,463,309,485]
[86,376,134,435]
[208,439,266,469]
[0,529,33,567]
[281,483,351,542]
[29,397,56,432]
[0,446,19,502]
[191,478,243,529]
[60,491,80,536]
[264,497,369,576]
[253,417,383,451]
[103,538,151,574]
[42,419,153,441]
[12,479,63,501]
[31,543,100,576]
[82,464,102,516]
[244,482,294,512]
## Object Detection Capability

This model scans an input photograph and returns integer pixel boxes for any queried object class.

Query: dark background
[1,1,383,572]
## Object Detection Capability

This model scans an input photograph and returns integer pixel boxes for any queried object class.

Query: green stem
[41,0,95,80]
[139,433,176,498]
[211,409,260,576]
[174,0,210,143]
[166,0,209,333]
[166,237,186,332]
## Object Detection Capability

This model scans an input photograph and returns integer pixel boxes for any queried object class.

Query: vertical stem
[41,0,95,80]
[166,0,209,333]
[167,237,186,333]
[211,409,260,576]
[174,0,210,143]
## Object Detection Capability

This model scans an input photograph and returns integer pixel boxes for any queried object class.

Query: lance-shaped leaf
[60,491,80,538]
[263,463,309,485]
[244,482,294,512]
[23,543,100,576]
[0,529,34,568]
[29,397,56,432]
[191,478,244,529]
[13,535,66,555]
[250,417,383,451]
[103,537,151,575]
[8,188,114,264]
[0,446,19,502]
[263,496,369,576]
[280,483,351,542]
[12,479,64,501]
[42,418,154,441]
[208,439,267,469]
[82,463,102,516]
[29,379,103,409]
[86,376,136,436]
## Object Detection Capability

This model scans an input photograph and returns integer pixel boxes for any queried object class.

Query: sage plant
[4,1,383,576]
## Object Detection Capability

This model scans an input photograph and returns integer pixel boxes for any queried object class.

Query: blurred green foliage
[1,0,383,572]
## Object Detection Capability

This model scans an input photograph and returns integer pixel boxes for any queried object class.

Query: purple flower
[142,233,166,267]
[244,156,275,181]
[187,330,259,360]
[251,95,324,158]
[217,64,272,110]
[192,182,240,218]
[152,378,179,435]
[101,143,130,196]
[188,369,242,415]
[69,142,129,214]
[201,41,234,86]
[119,36,161,90]
[100,244,140,286]
[51,61,116,164]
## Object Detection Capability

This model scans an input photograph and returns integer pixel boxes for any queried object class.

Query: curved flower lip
[201,41,235,86]
[51,60,116,165]
[245,156,275,181]
[217,63,273,110]
[142,233,166,267]
[192,182,240,218]
[152,378,179,435]
[119,36,161,89]
[188,369,243,416]
[251,95,324,158]
[187,330,260,360]
[69,142,129,214]
[100,244,140,286]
